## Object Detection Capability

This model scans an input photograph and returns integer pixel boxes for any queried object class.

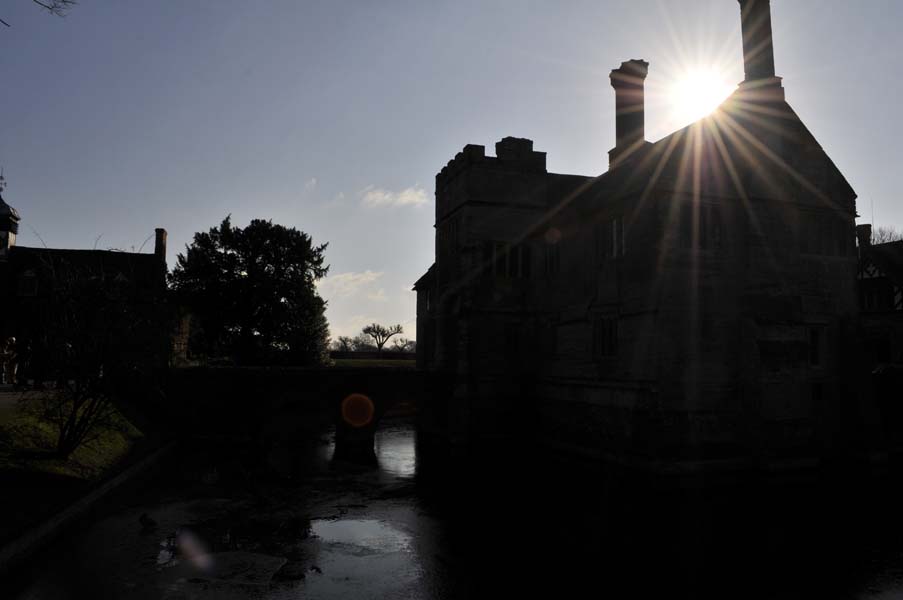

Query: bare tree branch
[31,0,77,17]
[2,1,76,29]
[872,226,903,245]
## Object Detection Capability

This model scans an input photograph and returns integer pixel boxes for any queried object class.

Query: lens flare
[341,393,375,428]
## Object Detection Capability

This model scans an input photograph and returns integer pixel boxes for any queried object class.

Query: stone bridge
[165,366,447,462]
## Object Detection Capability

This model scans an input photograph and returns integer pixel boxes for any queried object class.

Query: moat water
[10,420,903,599]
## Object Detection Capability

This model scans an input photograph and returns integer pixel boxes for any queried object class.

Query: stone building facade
[415,0,871,469]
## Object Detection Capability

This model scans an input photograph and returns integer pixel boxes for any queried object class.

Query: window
[680,206,693,249]
[544,243,560,275]
[592,317,618,358]
[17,269,38,297]
[482,242,493,269]
[808,327,823,367]
[811,382,823,404]
[507,244,520,278]
[800,213,852,257]
[611,217,625,257]
[680,206,722,251]
[709,209,723,250]
[597,217,625,258]
[494,242,506,275]
[504,323,520,357]
[484,241,532,279]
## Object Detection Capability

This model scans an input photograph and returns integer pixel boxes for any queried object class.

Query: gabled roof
[6,246,163,293]
[574,81,856,216]
[413,264,435,291]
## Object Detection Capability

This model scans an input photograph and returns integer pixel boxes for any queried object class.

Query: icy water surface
[9,420,903,599]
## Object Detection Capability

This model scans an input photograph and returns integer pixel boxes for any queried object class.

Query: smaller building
[0,180,168,384]
[856,224,903,366]
[856,224,903,441]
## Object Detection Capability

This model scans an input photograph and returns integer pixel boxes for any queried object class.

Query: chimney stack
[738,0,776,82]
[154,228,168,291]
[154,228,167,262]
[856,224,872,248]
[609,59,649,168]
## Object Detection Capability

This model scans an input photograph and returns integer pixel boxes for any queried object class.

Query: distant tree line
[872,226,903,245]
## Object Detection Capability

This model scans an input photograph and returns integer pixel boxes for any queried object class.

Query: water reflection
[374,426,416,477]
[15,422,903,600]
[303,518,422,598]
[312,519,413,552]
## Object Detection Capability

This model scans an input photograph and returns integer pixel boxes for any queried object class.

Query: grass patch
[331,358,416,368]
[0,391,143,481]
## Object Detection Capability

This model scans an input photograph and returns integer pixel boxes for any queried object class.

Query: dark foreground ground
[6,419,903,599]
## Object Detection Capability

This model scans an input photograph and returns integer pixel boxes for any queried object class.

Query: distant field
[332,359,416,368]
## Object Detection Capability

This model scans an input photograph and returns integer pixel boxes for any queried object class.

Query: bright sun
[669,68,736,127]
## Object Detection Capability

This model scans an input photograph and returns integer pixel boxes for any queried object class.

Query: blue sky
[2,0,901,339]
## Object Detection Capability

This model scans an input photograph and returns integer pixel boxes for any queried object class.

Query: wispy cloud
[316,270,384,299]
[341,314,384,335]
[360,184,428,208]
[304,177,318,191]
[367,288,388,302]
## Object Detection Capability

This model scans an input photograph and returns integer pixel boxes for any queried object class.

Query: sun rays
[668,67,737,127]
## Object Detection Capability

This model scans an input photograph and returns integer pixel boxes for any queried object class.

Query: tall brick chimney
[154,228,168,291]
[738,0,776,82]
[609,59,649,168]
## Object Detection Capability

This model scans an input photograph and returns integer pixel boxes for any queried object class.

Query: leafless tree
[362,323,403,355]
[872,226,903,245]
[19,255,167,458]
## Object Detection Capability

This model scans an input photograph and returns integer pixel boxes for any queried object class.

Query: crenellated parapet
[436,144,487,190]
[435,137,547,191]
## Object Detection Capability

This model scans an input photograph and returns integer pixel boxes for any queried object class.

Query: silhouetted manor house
[415,0,874,469]
[0,176,167,380]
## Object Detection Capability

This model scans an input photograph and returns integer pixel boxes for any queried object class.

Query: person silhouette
[2,337,17,387]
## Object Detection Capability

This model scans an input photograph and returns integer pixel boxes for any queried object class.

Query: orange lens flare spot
[341,393,375,428]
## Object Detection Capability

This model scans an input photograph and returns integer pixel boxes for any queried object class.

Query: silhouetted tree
[170,216,330,366]
[362,323,403,355]
[872,226,903,245]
